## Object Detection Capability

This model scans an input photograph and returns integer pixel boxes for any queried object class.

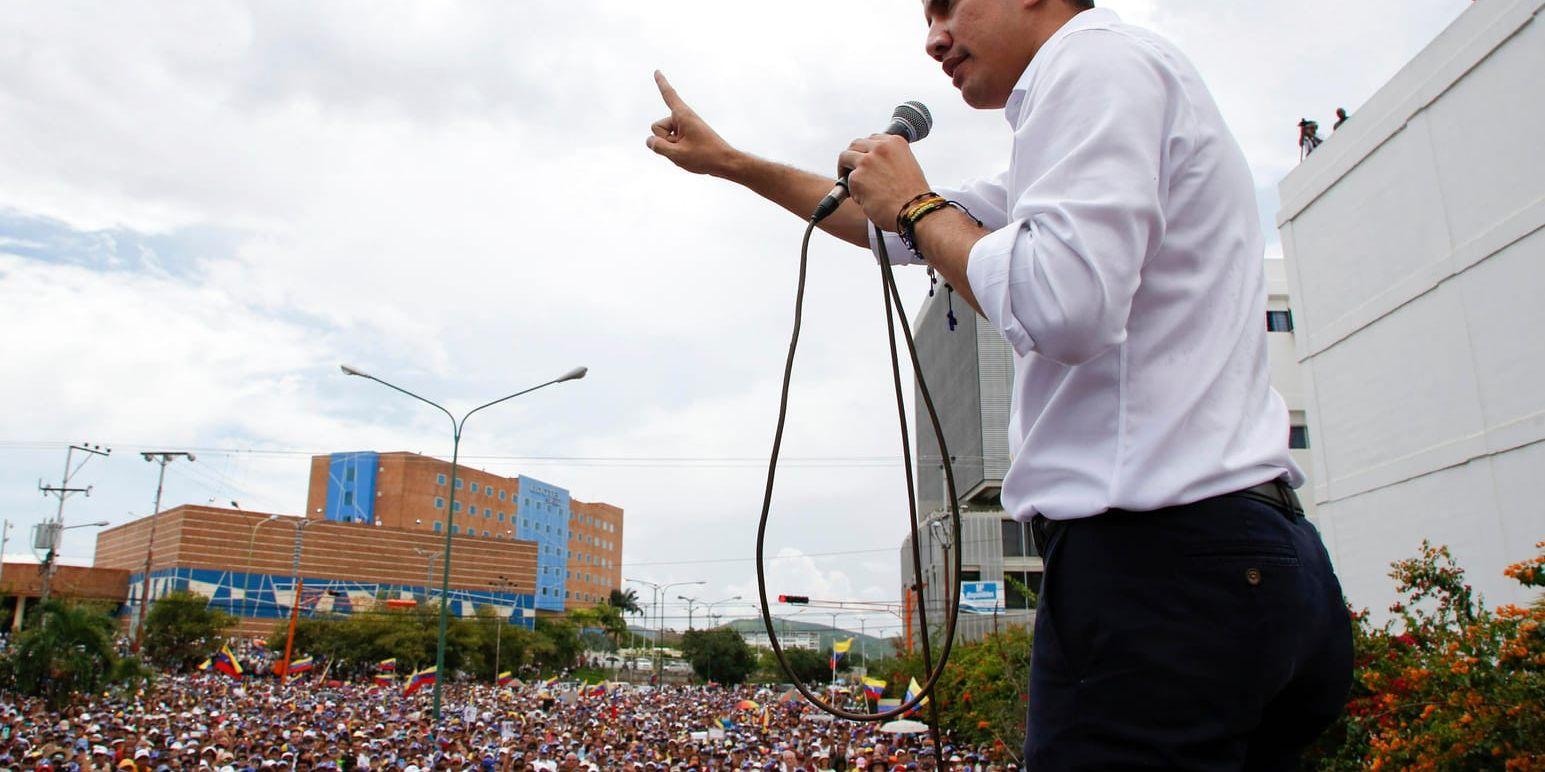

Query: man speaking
[647,0,1352,768]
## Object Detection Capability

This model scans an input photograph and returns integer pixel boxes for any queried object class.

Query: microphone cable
[755,216,964,765]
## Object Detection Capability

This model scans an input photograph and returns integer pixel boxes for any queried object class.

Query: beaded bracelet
[897,196,982,263]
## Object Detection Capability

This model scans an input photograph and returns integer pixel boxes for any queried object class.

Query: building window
[437,473,447,485]
[455,478,463,490]
[434,497,445,509]
[484,508,492,519]
[451,525,460,535]
[345,466,356,482]
[1001,519,1026,558]
[434,522,443,533]
[1004,571,1044,610]
[498,512,505,522]
[452,502,462,513]
[1289,425,1310,449]
[1267,310,1294,332]
[499,490,505,501]
[342,491,354,507]
[483,530,491,538]
[470,482,479,494]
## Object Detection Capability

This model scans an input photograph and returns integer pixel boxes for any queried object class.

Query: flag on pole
[904,676,929,716]
[404,666,437,696]
[372,674,395,688]
[497,671,514,687]
[212,644,244,678]
[777,687,800,704]
[287,657,314,679]
[377,658,397,672]
[829,637,853,670]
[197,658,212,671]
[862,677,887,701]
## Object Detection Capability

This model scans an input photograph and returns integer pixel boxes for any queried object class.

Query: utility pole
[38,443,111,605]
[132,451,194,652]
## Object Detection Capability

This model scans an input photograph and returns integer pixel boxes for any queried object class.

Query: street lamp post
[132,451,195,653]
[413,547,442,599]
[705,595,742,628]
[342,363,586,722]
[245,514,283,624]
[492,574,519,678]
[677,595,702,631]
[627,578,704,683]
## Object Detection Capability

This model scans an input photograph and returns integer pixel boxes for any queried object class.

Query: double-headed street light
[627,578,704,682]
[342,362,587,722]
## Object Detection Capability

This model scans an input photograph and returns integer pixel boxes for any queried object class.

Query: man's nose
[926,22,951,60]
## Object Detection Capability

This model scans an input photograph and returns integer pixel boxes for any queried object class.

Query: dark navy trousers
[1024,491,1353,770]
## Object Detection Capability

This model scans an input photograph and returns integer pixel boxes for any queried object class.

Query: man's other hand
[647,71,737,177]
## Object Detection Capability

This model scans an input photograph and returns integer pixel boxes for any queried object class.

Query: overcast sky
[0,0,1470,638]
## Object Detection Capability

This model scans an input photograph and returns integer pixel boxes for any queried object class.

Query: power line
[0,441,982,468]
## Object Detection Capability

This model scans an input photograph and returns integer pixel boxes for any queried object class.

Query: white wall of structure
[1266,259,1318,523]
[1277,0,1544,612]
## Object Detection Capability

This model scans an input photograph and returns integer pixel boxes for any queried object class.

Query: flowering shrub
[1306,541,1545,770]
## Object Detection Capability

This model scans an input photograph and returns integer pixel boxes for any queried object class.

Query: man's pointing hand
[646,71,738,178]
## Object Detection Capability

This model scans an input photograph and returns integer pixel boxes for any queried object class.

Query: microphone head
[891,101,933,142]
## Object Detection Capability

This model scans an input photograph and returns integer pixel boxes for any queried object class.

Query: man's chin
[959,85,1009,111]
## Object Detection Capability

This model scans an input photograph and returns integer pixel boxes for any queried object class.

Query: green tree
[534,616,582,672]
[570,602,629,651]
[3,600,120,707]
[609,588,642,615]
[768,645,831,684]
[680,628,757,685]
[143,591,237,671]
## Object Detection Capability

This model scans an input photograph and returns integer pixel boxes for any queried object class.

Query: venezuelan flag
[904,676,929,716]
[213,644,243,678]
[372,674,395,688]
[287,657,314,677]
[497,671,514,687]
[829,637,853,669]
[377,658,397,672]
[197,658,212,671]
[862,677,887,701]
[404,666,437,696]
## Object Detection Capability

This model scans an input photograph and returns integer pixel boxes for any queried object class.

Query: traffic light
[778,594,810,605]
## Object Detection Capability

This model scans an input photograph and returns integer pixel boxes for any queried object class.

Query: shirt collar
[1004,7,1121,124]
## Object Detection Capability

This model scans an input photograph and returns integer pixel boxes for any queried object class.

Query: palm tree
[609,588,642,615]
[9,600,119,707]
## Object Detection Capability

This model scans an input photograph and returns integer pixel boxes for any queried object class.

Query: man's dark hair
[1068,0,1096,8]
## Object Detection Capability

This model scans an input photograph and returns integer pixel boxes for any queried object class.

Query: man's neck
[1026,4,1089,65]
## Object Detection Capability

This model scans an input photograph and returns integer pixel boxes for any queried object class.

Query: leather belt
[1030,478,1304,557]
[1230,477,1305,518]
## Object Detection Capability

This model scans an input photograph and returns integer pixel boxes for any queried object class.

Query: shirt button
[1245,568,1262,586]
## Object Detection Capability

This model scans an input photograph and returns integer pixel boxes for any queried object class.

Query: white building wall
[1276,0,1544,613]
[1265,259,1318,524]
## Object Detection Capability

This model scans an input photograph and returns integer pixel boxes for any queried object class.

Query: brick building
[0,562,129,632]
[304,452,623,612]
[94,504,538,637]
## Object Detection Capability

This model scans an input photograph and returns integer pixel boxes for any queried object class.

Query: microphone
[810,101,933,223]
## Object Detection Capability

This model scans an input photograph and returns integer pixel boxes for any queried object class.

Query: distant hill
[624,619,898,661]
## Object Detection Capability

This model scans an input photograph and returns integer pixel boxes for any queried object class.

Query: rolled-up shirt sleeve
[967,30,1170,365]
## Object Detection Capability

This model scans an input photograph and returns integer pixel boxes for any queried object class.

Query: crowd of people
[0,670,1020,771]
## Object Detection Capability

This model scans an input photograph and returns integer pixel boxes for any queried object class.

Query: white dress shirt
[874,8,1302,520]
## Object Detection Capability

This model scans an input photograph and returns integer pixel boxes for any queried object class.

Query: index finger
[654,70,688,112]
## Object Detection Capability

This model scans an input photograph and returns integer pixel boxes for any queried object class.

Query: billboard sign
[959,581,1005,614]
